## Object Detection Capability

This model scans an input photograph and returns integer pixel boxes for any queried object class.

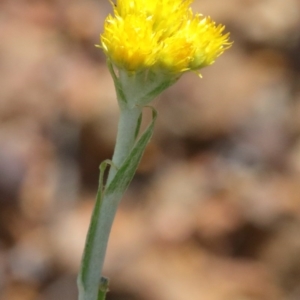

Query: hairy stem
[78,106,142,300]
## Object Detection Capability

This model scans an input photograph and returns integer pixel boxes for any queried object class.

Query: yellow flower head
[100,0,231,75]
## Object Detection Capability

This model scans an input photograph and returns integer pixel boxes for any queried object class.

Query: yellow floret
[100,0,232,75]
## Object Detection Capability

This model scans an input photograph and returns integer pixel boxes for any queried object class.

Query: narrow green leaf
[97,277,109,300]
[106,107,157,195]
[107,60,127,106]
[78,160,111,286]
[139,78,179,106]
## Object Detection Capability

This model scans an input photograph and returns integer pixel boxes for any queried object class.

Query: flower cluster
[100,0,231,74]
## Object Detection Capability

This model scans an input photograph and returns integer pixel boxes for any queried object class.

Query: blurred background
[1,0,300,299]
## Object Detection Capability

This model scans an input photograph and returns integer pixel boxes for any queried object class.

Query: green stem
[78,106,142,300]
[108,106,142,181]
